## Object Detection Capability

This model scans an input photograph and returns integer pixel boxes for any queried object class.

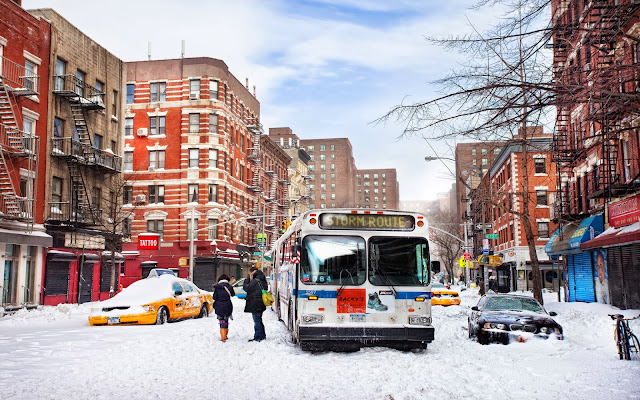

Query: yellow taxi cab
[431,283,461,306]
[89,272,213,326]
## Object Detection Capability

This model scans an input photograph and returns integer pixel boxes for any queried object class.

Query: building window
[92,187,101,210]
[125,117,133,136]
[51,176,62,209]
[124,151,133,170]
[210,80,218,100]
[481,148,487,155]
[148,185,165,203]
[150,82,166,102]
[307,145,314,152]
[209,149,218,168]
[123,186,133,204]
[209,114,218,134]
[331,173,335,180]
[536,190,548,206]
[331,164,335,170]
[534,158,546,174]
[94,80,104,104]
[126,84,134,104]
[320,173,326,181]
[208,219,219,240]
[208,184,218,202]
[149,116,165,136]
[320,145,326,151]
[190,79,200,99]
[482,158,488,165]
[55,58,66,91]
[75,70,85,97]
[538,222,549,239]
[472,159,477,165]
[320,164,326,171]
[494,148,501,154]
[471,148,476,156]
[188,184,199,202]
[149,150,165,170]
[147,219,164,240]
[320,183,326,191]
[331,193,335,200]
[320,154,326,161]
[53,117,64,138]
[189,148,199,168]
[364,174,369,179]
[187,218,198,240]
[112,90,118,117]
[93,134,102,150]
[189,113,200,133]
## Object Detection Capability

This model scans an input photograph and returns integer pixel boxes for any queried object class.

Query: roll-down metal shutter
[607,247,625,309]
[620,244,640,309]
[568,252,595,302]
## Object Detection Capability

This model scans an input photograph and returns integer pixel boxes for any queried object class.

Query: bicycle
[609,314,640,361]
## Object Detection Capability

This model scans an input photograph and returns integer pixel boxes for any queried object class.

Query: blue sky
[24,0,496,200]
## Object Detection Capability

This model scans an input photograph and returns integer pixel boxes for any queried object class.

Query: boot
[219,329,227,342]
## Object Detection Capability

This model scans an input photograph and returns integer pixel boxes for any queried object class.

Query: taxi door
[181,282,201,317]
[171,282,188,319]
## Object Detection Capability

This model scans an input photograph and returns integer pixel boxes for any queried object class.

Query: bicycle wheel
[628,331,640,361]
[620,322,631,360]
[615,321,625,360]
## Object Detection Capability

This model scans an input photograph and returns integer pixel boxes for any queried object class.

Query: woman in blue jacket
[213,274,235,341]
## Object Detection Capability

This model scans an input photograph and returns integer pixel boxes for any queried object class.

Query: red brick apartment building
[121,58,289,291]
[355,169,399,210]
[472,128,559,293]
[301,138,357,209]
[547,0,640,308]
[0,0,52,310]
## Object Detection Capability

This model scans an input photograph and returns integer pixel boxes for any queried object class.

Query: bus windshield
[368,237,430,286]
[301,235,366,285]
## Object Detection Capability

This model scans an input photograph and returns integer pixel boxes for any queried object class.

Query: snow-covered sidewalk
[0,290,638,400]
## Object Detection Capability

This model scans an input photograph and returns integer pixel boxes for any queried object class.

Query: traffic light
[285,220,292,230]
[280,220,287,233]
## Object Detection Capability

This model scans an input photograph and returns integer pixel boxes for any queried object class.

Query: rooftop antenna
[181,40,185,58]
[148,42,151,61]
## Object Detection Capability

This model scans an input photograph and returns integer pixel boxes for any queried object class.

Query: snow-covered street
[1,289,639,400]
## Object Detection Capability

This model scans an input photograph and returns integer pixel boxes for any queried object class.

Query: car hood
[480,311,558,326]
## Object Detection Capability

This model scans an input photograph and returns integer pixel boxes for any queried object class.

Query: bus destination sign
[318,213,415,231]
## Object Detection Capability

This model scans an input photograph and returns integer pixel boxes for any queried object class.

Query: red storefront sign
[609,195,640,228]
[138,233,160,250]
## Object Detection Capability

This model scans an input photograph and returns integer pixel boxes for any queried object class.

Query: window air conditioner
[137,128,148,137]
[135,194,146,205]
[190,93,199,100]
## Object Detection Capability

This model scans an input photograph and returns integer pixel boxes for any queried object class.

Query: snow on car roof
[97,275,195,307]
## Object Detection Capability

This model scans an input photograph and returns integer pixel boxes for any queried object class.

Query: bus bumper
[298,325,434,351]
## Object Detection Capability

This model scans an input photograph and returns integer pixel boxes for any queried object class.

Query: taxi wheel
[156,306,168,325]
[198,305,208,318]
[468,321,474,338]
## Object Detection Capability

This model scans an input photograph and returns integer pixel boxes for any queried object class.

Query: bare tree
[429,208,464,284]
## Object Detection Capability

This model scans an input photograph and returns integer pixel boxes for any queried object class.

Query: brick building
[0,0,52,310]
[120,57,288,291]
[547,1,640,308]
[473,128,559,293]
[21,8,127,306]
[355,168,399,210]
[301,138,357,209]
[268,127,311,219]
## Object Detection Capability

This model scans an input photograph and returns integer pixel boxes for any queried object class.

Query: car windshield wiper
[337,243,359,296]
[370,246,397,297]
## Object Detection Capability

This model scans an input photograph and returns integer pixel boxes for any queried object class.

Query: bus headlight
[409,316,431,325]
[301,314,324,324]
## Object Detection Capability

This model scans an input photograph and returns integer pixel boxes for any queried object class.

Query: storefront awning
[545,223,578,255]
[0,227,52,247]
[568,214,603,250]
[581,223,640,249]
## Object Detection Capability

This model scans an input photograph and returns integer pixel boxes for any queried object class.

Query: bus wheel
[277,295,283,321]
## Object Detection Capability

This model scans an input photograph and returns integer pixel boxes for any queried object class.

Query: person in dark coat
[243,267,267,342]
[213,274,235,342]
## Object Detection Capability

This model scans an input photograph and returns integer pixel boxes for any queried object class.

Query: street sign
[475,223,493,230]
[486,234,499,239]
[464,252,470,260]
[483,248,489,255]
[253,252,262,256]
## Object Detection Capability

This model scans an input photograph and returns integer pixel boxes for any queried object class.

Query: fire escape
[48,74,122,228]
[552,1,640,222]
[247,118,269,244]
[0,56,39,231]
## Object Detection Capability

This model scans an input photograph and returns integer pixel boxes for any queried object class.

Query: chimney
[245,78,249,89]
[148,42,152,61]
[181,40,185,58]
[253,85,256,97]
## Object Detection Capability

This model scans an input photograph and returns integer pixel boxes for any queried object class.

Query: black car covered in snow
[468,294,564,344]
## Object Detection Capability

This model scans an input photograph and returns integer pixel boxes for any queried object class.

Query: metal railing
[0,123,37,154]
[52,74,104,108]
[0,56,39,94]
[0,195,33,221]
[51,137,122,172]
[47,201,102,224]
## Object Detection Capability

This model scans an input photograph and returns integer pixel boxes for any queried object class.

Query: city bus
[270,209,434,351]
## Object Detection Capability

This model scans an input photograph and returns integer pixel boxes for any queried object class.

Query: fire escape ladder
[70,104,93,150]
[67,162,95,225]
[600,134,619,198]
[269,173,278,229]
[280,180,290,210]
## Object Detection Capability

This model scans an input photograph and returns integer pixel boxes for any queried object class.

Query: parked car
[232,278,247,299]
[89,274,213,326]
[431,283,461,306]
[468,294,563,344]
